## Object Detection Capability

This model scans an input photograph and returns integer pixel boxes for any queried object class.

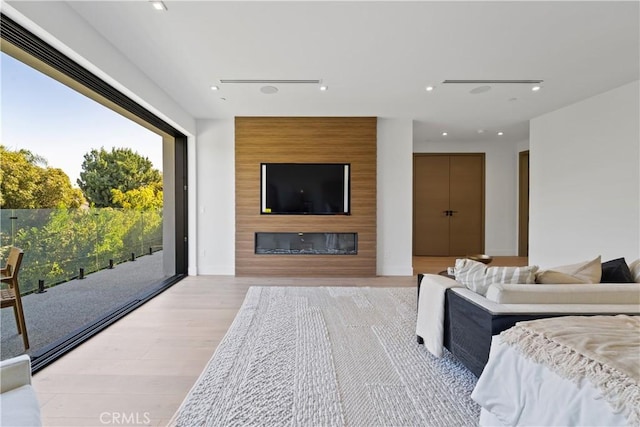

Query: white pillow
[535,256,602,284]
[454,258,539,296]
[629,259,640,283]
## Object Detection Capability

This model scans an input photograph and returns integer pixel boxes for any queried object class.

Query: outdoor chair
[1,247,29,350]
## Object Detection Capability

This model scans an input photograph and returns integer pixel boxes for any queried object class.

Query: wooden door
[414,155,450,255]
[413,153,485,256]
[449,155,484,255]
[518,151,529,256]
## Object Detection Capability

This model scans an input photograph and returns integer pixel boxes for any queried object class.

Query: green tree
[0,145,85,209]
[36,169,85,208]
[111,182,163,210]
[77,147,162,208]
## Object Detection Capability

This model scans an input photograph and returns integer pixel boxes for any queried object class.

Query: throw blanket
[415,274,462,357]
[501,315,640,425]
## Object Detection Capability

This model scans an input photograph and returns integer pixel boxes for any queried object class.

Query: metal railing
[0,208,163,295]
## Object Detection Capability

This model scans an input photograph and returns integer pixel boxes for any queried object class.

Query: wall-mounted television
[261,163,350,215]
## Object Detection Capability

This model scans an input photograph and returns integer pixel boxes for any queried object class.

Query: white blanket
[500,315,640,425]
[473,335,630,426]
[415,274,462,357]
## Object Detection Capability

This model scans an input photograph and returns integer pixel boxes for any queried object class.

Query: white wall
[187,135,198,275]
[162,135,176,276]
[195,119,235,275]
[516,139,530,153]
[192,118,415,276]
[377,119,414,275]
[529,80,640,268]
[413,139,519,256]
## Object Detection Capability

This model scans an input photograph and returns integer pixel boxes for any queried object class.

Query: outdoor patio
[1,250,167,360]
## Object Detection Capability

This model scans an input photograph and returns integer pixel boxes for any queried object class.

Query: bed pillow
[628,259,640,283]
[600,258,634,283]
[454,258,538,296]
[535,256,602,284]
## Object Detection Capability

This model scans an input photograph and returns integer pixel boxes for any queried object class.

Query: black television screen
[261,163,350,215]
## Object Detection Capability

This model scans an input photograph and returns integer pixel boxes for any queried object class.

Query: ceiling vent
[219,79,321,84]
[442,80,543,84]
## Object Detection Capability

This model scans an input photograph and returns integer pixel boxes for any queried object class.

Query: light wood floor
[33,256,526,427]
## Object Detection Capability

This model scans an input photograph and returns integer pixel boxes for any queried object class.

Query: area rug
[171,286,480,426]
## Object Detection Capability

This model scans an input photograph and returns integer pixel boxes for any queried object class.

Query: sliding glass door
[1,14,188,371]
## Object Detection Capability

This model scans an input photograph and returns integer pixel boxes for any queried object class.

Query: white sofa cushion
[630,259,640,283]
[454,258,538,296]
[0,355,32,394]
[0,355,41,427]
[451,287,640,315]
[0,384,42,427]
[485,282,640,305]
[536,256,602,284]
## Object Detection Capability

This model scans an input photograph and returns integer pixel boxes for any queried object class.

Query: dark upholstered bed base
[440,290,566,377]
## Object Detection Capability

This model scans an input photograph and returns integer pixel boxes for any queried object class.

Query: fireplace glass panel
[255,232,357,255]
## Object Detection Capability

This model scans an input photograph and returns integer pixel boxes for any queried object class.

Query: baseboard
[377,265,414,276]
[197,265,235,275]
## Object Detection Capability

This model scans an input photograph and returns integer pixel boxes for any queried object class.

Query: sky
[1,52,162,186]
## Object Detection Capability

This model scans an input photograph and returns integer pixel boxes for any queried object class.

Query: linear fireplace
[255,232,357,255]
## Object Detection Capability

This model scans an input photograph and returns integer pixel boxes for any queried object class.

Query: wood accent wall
[235,117,377,276]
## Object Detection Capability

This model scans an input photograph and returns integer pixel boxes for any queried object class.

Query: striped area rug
[171,286,480,426]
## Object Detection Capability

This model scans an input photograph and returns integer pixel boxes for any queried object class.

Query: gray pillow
[454,258,539,296]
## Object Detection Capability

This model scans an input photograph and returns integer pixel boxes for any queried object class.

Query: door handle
[443,210,451,216]
[450,210,458,216]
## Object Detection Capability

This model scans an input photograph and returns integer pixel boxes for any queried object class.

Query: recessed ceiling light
[477,129,485,134]
[149,1,167,11]
[531,85,542,92]
[425,86,435,92]
[319,85,328,91]
[210,85,219,91]
[497,131,504,136]
[442,132,448,136]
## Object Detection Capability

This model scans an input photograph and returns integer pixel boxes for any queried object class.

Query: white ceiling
[37,1,640,142]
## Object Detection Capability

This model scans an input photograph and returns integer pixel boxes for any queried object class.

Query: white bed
[471,316,639,426]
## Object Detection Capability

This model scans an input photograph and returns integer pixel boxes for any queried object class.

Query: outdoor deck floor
[1,251,167,359]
